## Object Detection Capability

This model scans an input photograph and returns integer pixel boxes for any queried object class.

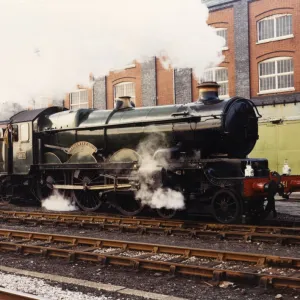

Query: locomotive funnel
[197,81,222,104]
[115,96,134,110]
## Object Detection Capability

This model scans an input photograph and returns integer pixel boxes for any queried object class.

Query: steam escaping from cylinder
[0,0,224,118]
[41,190,77,212]
[137,186,185,210]
[134,134,185,210]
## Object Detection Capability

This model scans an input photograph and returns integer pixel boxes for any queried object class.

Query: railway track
[0,288,40,300]
[1,210,300,245]
[0,229,300,289]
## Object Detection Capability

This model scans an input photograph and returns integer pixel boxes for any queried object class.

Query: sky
[0,0,224,117]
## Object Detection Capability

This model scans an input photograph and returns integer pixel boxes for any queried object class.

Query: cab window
[20,123,29,142]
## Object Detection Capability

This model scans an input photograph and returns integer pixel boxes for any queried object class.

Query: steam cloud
[0,0,224,118]
[42,190,77,211]
[135,134,185,210]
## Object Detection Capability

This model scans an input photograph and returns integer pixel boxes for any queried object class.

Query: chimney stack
[197,81,222,105]
[115,96,134,110]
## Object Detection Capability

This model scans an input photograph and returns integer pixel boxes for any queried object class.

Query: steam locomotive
[0,82,299,223]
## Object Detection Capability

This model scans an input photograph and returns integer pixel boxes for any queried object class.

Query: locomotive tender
[0,81,299,223]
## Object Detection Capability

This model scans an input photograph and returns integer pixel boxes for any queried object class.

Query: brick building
[64,0,300,110]
[64,58,199,110]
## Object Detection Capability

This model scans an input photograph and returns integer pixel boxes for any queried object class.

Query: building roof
[10,106,64,123]
[201,0,238,8]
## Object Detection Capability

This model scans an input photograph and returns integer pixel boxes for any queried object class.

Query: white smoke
[134,134,185,210]
[0,102,24,120]
[0,0,224,118]
[152,188,185,210]
[41,190,77,211]
[137,185,185,210]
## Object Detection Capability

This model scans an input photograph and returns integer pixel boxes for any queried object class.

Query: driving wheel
[212,189,241,224]
[71,171,103,212]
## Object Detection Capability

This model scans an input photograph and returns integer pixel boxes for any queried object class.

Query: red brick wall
[249,0,300,97]
[106,58,175,108]
[156,58,174,105]
[106,62,142,109]
[88,88,93,108]
[205,7,236,98]
[64,87,92,109]
[192,75,199,102]
[64,93,70,109]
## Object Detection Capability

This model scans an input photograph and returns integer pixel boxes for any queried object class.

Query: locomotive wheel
[0,179,13,205]
[114,193,143,216]
[0,197,10,205]
[36,172,68,201]
[212,189,241,224]
[71,171,103,212]
[156,208,177,219]
[0,195,10,205]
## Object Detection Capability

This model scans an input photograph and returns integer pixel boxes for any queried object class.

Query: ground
[0,199,299,299]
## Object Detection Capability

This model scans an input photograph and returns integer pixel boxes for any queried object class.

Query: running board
[52,184,132,190]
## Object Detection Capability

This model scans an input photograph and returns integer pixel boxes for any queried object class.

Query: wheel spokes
[72,172,102,211]
[156,208,176,219]
[213,190,240,224]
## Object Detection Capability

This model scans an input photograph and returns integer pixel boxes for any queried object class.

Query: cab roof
[10,106,65,123]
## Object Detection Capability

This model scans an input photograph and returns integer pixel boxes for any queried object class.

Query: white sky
[0,0,224,117]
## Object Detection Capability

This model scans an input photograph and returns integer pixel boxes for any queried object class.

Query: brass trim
[52,184,132,190]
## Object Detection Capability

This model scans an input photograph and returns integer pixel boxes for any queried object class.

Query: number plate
[17,151,26,160]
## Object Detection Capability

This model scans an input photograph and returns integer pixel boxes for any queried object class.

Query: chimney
[115,96,134,110]
[197,81,222,105]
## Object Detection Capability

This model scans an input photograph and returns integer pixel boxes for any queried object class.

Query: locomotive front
[172,82,260,159]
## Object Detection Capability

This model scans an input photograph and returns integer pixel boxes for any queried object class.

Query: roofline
[10,106,67,123]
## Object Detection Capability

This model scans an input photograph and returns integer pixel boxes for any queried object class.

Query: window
[20,123,29,142]
[257,14,293,43]
[203,67,229,98]
[70,89,89,110]
[215,28,228,49]
[114,82,136,103]
[259,57,294,94]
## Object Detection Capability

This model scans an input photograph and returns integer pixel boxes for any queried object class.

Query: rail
[1,210,300,245]
[0,229,300,289]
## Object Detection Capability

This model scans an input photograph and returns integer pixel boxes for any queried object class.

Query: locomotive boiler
[0,81,299,223]
[40,82,259,161]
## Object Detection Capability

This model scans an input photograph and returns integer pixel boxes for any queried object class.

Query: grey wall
[203,0,251,99]
[234,0,250,99]
[141,57,157,106]
[254,93,300,106]
[93,77,107,109]
[174,68,193,104]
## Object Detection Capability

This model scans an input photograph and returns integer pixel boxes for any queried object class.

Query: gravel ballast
[0,201,300,299]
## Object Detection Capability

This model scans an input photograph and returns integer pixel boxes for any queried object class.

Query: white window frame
[257,14,293,44]
[215,28,228,50]
[203,67,229,99]
[258,57,294,95]
[114,82,136,103]
[70,89,89,110]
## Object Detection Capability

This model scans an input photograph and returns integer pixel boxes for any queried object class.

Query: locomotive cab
[7,107,64,175]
